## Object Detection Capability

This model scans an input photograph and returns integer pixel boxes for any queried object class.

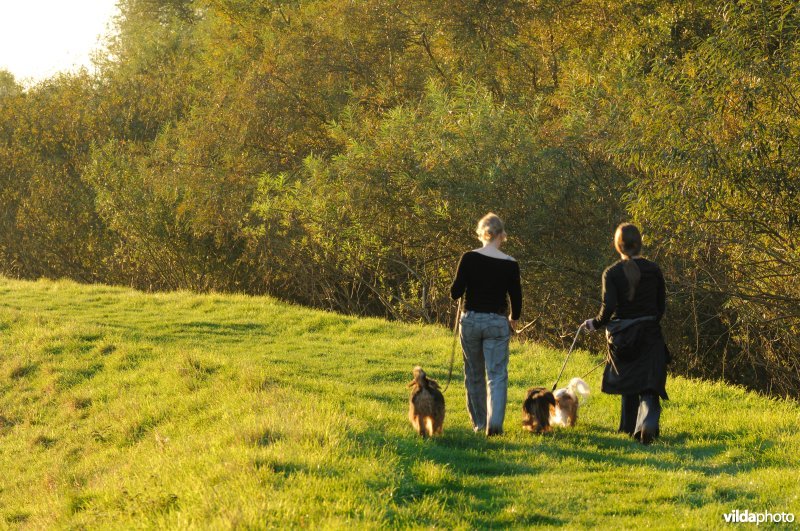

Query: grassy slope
[0,277,799,529]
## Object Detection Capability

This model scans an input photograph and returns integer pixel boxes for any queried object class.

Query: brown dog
[551,377,590,427]
[522,387,556,433]
[408,366,445,438]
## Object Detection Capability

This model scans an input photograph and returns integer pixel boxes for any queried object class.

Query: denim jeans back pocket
[485,324,510,340]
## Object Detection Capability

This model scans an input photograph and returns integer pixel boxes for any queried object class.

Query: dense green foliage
[0,0,798,395]
[1,277,799,527]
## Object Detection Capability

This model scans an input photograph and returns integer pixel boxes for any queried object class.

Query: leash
[580,359,606,380]
[442,297,463,393]
[555,332,617,388]
[551,323,585,391]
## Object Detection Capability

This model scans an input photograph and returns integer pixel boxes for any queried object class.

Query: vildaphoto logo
[723,509,795,525]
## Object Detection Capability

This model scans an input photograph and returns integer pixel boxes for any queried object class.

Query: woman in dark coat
[583,223,669,444]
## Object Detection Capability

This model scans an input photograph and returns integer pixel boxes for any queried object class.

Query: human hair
[476,213,505,242]
[614,223,642,302]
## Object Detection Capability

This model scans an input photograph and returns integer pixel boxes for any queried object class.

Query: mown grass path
[1,278,799,528]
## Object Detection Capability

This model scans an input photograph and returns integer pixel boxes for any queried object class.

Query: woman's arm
[508,261,522,320]
[450,253,469,300]
[592,267,618,329]
[656,266,666,321]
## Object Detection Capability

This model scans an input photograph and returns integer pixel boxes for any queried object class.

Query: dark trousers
[619,393,661,442]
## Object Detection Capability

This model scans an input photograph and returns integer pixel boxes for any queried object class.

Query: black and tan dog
[408,366,445,438]
[522,387,556,433]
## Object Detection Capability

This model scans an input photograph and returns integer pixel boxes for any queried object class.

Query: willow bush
[0,0,797,395]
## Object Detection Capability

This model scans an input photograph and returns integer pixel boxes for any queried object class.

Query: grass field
[1,277,799,529]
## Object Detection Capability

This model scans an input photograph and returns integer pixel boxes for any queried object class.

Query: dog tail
[568,377,590,397]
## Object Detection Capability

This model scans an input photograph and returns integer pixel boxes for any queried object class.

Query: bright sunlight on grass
[1,277,798,528]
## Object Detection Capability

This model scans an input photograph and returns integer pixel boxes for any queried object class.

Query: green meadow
[1,277,798,529]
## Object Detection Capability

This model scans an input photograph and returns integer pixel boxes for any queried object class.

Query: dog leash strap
[552,323,584,391]
[580,359,606,380]
[442,297,463,393]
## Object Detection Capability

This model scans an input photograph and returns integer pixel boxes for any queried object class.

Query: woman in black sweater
[583,223,669,444]
[451,213,522,436]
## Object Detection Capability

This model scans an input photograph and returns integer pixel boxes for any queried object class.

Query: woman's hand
[582,319,596,332]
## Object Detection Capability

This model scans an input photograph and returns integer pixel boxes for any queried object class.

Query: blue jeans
[459,311,511,435]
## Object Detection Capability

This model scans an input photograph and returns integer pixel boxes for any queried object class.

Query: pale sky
[0,0,120,86]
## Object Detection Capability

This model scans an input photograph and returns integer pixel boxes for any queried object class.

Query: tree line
[1,0,798,396]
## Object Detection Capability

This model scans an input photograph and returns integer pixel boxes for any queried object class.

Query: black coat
[592,258,669,399]
[601,320,669,399]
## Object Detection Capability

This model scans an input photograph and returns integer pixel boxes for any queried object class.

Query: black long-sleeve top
[450,251,522,320]
[592,258,665,329]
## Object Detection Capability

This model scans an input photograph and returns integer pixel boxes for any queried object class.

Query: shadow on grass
[350,416,778,524]
[179,321,268,335]
[362,392,397,406]
[152,321,270,343]
[10,363,38,380]
[533,424,780,477]
[105,320,271,343]
[354,426,565,527]
[55,362,104,390]
[254,458,317,477]
[366,369,412,385]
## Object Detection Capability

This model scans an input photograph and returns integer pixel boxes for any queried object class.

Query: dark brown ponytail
[614,223,642,302]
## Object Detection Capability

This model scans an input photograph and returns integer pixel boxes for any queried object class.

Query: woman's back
[450,251,521,319]
[596,258,665,325]
[585,223,669,445]
[452,212,521,436]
